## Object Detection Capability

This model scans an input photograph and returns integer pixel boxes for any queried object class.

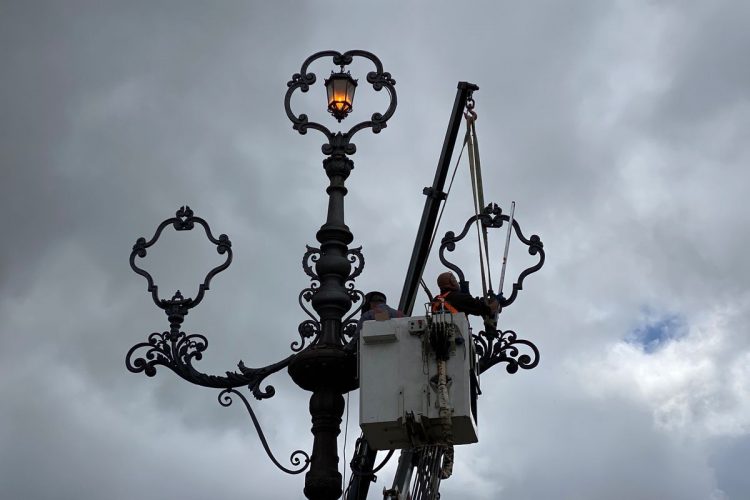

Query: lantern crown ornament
[325,69,357,122]
[284,50,397,157]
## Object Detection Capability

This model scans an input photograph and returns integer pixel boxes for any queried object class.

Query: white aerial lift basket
[358,314,478,450]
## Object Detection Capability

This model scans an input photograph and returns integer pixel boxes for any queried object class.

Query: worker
[357,291,404,330]
[431,271,498,318]
[345,291,404,352]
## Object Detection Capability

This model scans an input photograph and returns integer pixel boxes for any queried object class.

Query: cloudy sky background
[1,1,749,498]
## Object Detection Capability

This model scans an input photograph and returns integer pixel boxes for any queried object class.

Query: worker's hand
[488,297,499,316]
[483,317,498,336]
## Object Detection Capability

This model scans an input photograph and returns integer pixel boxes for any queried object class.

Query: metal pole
[498,201,516,297]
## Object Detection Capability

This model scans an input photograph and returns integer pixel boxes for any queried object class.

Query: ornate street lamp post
[126,50,396,500]
[284,50,396,499]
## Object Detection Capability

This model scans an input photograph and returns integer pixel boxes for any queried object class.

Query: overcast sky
[1,1,749,499]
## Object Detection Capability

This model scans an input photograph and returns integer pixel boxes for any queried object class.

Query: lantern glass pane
[326,83,335,106]
[346,82,356,108]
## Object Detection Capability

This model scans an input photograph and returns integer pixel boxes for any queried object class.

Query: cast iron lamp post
[285,49,396,499]
[126,50,396,500]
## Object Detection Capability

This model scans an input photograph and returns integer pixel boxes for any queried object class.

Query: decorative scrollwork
[130,206,232,311]
[344,289,365,320]
[298,287,318,321]
[302,245,321,284]
[341,289,365,343]
[219,389,310,475]
[342,247,366,314]
[295,245,365,349]
[346,246,365,283]
[295,242,324,353]
[342,320,358,341]
[293,319,320,352]
[477,202,504,228]
[439,202,545,314]
[501,232,544,311]
[126,330,294,399]
[473,329,540,375]
[284,50,397,156]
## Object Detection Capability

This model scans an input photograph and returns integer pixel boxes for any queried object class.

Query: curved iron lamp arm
[284,49,397,155]
[126,206,295,400]
[126,331,294,399]
[219,389,310,475]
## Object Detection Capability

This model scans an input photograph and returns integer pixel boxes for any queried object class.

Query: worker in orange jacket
[431,272,498,317]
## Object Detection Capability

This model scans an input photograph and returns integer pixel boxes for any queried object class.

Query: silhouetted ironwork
[219,388,311,474]
[285,50,397,155]
[128,49,397,498]
[474,328,540,375]
[438,203,545,307]
[438,202,544,375]
[126,206,294,399]
[129,205,232,311]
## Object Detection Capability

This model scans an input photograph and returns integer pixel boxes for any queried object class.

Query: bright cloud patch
[578,303,750,439]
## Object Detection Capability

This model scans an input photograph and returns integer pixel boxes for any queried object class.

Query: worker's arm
[445,292,492,316]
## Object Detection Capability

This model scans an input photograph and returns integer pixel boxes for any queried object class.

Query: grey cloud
[2,1,750,499]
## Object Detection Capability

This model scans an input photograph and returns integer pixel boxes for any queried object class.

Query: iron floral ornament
[284,49,397,156]
[295,245,365,352]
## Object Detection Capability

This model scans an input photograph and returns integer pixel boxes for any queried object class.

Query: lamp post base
[289,346,358,500]
[303,389,345,500]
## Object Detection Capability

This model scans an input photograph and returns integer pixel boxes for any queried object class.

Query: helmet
[437,272,459,292]
[362,291,387,313]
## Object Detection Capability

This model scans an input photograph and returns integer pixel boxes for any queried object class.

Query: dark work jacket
[355,303,404,335]
[346,303,405,353]
[436,290,491,317]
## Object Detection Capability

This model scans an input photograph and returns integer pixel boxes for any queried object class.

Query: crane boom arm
[398,81,479,314]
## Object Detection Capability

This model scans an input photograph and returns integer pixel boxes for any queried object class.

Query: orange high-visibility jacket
[431,292,459,314]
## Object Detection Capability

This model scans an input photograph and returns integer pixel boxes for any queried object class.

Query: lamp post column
[289,151,358,500]
[313,153,355,346]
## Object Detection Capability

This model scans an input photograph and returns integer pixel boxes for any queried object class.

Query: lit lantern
[324,70,357,122]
